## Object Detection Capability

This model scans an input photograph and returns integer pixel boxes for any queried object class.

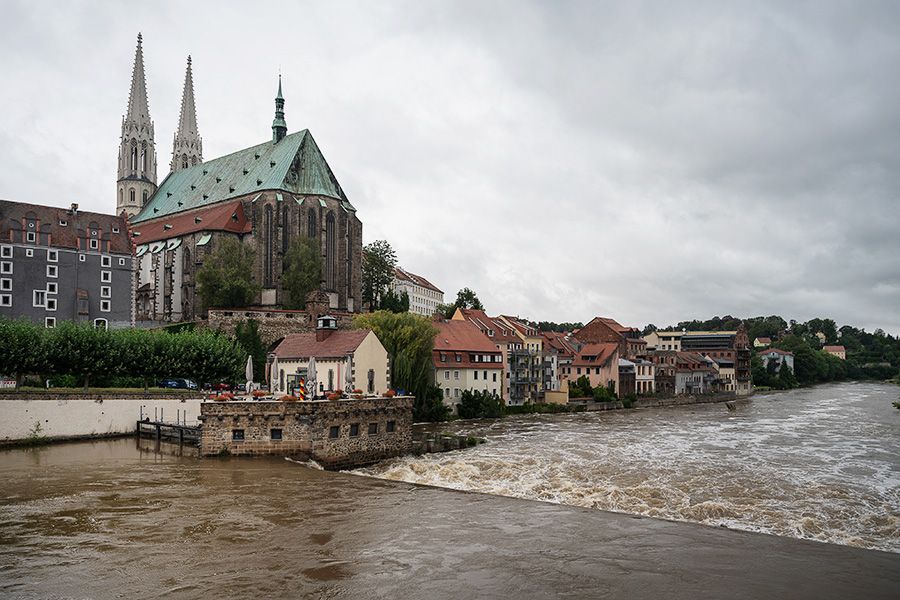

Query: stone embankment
[569,393,743,411]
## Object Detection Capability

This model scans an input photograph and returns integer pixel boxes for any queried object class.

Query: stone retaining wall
[199,396,413,469]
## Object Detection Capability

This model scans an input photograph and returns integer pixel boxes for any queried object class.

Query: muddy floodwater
[1,381,899,599]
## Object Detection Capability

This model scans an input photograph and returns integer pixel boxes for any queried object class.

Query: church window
[142,190,148,204]
[282,207,290,254]
[183,248,191,274]
[182,155,188,169]
[325,212,336,290]
[141,149,146,172]
[307,210,317,238]
[264,204,274,286]
[131,143,138,171]
[130,189,136,204]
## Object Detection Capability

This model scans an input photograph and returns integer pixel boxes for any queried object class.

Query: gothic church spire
[272,75,287,144]
[171,55,203,172]
[117,32,158,218]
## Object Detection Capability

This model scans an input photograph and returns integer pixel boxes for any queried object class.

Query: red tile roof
[273,330,371,360]
[0,199,132,253]
[130,200,251,244]
[434,319,503,354]
[572,343,618,367]
[455,308,521,345]
[394,266,442,293]
[823,345,846,353]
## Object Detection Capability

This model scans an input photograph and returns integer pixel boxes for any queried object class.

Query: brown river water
[1,381,899,599]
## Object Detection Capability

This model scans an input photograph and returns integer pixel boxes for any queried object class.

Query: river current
[356,381,900,552]
[1,381,899,598]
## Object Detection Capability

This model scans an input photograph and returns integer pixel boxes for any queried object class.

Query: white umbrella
[344,356,354,394]
[270,356,279,395]
[306,356,317,399]
[245,355,253,394]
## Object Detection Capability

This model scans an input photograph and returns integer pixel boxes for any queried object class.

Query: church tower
[170,56,202,172]
[272,75,287,144]
[117,33,158,218]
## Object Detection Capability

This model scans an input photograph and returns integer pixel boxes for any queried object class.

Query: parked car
[157,378,198,390]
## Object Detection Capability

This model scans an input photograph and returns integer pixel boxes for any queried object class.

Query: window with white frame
[119,258,126,266]
[1,278,10,291]
[45,317,56,328]
[1,294,11,307]
[100,300,111,312]
[47,265,57,278]
[46,298,56,311]
[46,282,57,294]
[101,286,111,298]
[26,249,33,257]
[26,232,35,243]
[1,246,11,258]
[48,249,58,262]
[101,256,111,267]
[79,255,85,262]
[90,239,98,250]
[101,271,111,283]
[454,371,459,380]
[94,318,107,330]
[444,371,449,380]
[33,290,46,307]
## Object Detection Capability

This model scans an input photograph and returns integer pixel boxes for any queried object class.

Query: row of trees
[0,317,246,392]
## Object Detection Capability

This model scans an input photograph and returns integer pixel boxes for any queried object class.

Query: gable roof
[434,319,503,354]
[572,342,618,367]
[131,129,353,223]
[823,345,846,353]
[0,199,132,254]
[131,200,251,244]
[454,308,521,344]
[394,266,442,294]
[273,330,371,360]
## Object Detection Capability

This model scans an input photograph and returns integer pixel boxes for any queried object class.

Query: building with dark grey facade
[0,200,134,329]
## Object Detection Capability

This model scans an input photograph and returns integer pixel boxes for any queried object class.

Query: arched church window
[141,149,146,172]
[130,189,136,204]
[264,204,274,287]
[325,212,336,290]
[307,210,317,238]
[183,248,191,274]
[282,207,290,254]
[142,190,148,204]
[131,140,138,171]
[182,154,188,169]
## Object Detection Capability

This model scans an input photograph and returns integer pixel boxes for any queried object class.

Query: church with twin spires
[118,34,363,324]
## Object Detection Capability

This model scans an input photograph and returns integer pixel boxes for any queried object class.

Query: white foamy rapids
[353,382,900,552]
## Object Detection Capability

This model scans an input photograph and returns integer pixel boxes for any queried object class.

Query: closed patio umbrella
[344,356,353,393]
[270,356,279,395]
[245,355,253,394]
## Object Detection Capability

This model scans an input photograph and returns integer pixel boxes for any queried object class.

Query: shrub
[279,395,298,402]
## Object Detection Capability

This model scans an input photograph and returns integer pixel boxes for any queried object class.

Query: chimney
[316,315,337,342]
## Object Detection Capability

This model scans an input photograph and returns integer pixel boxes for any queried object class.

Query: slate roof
[0,199,132,253]
[273,330,371,360]
[131,129,354,223]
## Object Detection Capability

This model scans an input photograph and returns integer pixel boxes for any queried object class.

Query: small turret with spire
[272,74,287,144]
[171,55,203,172]
[117,32,158,218]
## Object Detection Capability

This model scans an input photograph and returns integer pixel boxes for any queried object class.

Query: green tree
[353,311,441,421]
[114,328,168,390]
[44,321,113,392]
[458,389,505,419]
[234,319,266,383]
[380,289,410,314]
[362,240,397,311]
[0,317,46,390]
[282,236,323,309]
[777,364,798,389]
[195,236,261,312]
[436,287,485,319]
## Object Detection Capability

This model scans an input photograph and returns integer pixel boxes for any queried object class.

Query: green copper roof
[132,129,354,223]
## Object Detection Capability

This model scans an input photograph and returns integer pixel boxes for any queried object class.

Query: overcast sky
[1,0,898,334]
